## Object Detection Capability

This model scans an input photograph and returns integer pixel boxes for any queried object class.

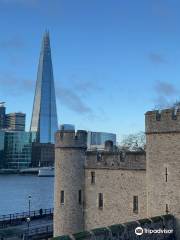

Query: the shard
[30,31,58,143]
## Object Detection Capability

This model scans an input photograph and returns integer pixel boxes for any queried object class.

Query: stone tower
[54,129,87,237]
[145,109,180,239]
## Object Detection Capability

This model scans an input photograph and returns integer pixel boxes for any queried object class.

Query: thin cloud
[0,75,34,95]
[56,86,94,115]
[72,80,102,93]
[0,0,37,6]
[0,39,25,49]
[154,81,178,96]
[153,81,179,109]
[151,1,175,18]
[0,74,95,117]
[148,53,167,64]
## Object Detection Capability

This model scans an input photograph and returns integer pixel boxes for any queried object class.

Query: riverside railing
[0,224,53,239]
[0,208,53,227]
[24,224,53,238]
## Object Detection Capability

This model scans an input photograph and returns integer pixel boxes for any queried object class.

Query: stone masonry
[84,151,147,230]
[54,130,87,236]
[54,107,180,239]
[146,109,180,239]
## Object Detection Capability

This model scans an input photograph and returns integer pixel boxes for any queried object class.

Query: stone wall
[54,130,87,237]
[145,109,180,133]
[53,215,176,240]
[84,168,147,230]
[85,151,146,170]
[146,110,180,240]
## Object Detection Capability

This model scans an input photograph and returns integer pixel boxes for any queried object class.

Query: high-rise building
[0,131,5,168]
[4,131,36,169]
[6,112,25,131]
[60,124,75,131]
[30,31,58,143]
[87,131,116,150]
[31,142,55,167]
[0,102,6,129]
[0,102,25,131]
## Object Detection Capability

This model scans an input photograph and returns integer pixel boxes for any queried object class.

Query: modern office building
[0,102,6,129]
[0,131,5,168]
[60,124,75,131]
[30,31,58,143]
[4,131,36,169]
[6,113,25,131]
[31,142,55,167]
[87,131,116,149]
[0,102,25,131]
[0,103,31,169]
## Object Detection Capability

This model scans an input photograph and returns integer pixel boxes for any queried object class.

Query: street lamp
[27,195,31,239]
[28,195,31,217]
[26,217,31,238]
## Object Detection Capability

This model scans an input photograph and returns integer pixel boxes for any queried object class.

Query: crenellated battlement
[85,150,146,170]
[145,108,180,134]
[55,129,87,148]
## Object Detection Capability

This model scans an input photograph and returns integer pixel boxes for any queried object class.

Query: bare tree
[120,131,146,151]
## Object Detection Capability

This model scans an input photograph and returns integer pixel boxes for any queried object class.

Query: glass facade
[30,31,58,143]
[0,104,6,129]
[4,131,36,169]
[0,131,5,168]
[87,131,116,149]
[6,113,25,131]
[60,124,75,131]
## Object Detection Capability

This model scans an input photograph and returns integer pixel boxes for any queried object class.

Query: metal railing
[0,224,53,239]
[0,208,53,222]
[25,224,53,237]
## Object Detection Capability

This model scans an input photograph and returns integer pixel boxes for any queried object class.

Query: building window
[156,112,161,121]
[133,196,138,214]
[97,153,102,162]
[165,204,169,214]
[60,190,64,204]
[78,190,82,205]
[91,171,95,184]
[165,167,168,182]
[98,193,103,209]
[172,108,177,120]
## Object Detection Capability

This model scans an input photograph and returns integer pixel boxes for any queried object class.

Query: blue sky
[0,0,180,142]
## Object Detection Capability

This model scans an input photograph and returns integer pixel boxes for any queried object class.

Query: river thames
[0,175,54,215]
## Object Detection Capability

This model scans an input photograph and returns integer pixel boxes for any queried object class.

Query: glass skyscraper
[30,31,58,143]
[87,131,116,150]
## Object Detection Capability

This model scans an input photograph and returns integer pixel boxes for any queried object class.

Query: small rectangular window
[165,167,168,182]
[98,193,103,209]
[156,112,161,121]
[78,190,82,205]
[91,171,95,184]
[60,190,64,204]
[166,204,169,214]
[133,196,138,214]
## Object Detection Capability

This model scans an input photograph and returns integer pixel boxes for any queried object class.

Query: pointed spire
[41,30,51,54]
[30,31,58,143]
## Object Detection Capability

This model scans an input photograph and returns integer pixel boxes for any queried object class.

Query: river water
[0,175,54,215]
